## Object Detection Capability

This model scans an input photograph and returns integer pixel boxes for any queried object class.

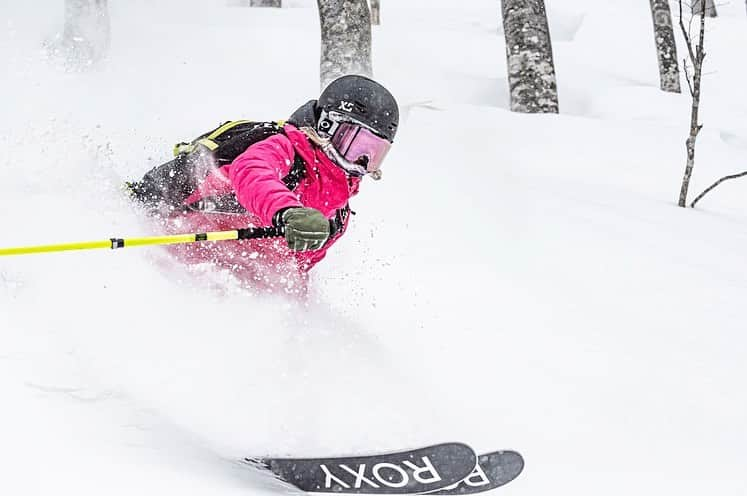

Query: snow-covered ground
[2,1,747,495]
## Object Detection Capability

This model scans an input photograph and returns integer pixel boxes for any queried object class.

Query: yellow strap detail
[206,120,253,141]
[185,120,255,154]
[195,138,220,151]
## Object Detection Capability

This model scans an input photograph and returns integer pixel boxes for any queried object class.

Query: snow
[2,0,747,495]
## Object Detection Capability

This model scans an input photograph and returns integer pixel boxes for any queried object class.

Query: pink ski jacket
[163,124,361,291]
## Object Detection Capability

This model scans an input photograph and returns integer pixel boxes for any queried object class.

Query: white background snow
[2,0,747,494]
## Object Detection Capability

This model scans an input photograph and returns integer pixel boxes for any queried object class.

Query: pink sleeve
[228,133,304,226]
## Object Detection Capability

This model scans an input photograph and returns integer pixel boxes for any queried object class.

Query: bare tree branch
[690,0,717,17]
[677,0,707,207]
[690,171,747,208]
[683,58,694,96]
[679,0,697,63]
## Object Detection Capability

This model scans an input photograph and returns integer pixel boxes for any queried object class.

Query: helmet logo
[338,101,354,112]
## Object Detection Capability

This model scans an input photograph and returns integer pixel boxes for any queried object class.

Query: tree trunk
[691,0,717,17]
[500,0,559,113]
[317,0,373,89]
[370,0,381,25]
[250,0,281,6]
[649,0,681,93]
[57,0,110,69]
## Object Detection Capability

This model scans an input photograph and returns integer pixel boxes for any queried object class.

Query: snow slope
[2,1,747,495]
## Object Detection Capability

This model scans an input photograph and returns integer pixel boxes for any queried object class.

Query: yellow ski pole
[0,226,283,257]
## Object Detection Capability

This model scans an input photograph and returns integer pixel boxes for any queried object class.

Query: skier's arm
[228,134,303,226]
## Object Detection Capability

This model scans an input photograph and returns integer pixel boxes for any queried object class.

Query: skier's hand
[274,207,330,251]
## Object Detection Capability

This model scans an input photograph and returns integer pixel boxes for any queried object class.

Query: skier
[127,75,399,294]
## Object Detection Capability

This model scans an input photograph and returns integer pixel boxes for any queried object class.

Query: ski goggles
[330,122,392,175]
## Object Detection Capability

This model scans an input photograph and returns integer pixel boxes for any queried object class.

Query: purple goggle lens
[331,122,392,173]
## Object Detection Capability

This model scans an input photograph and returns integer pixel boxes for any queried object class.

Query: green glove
[276,207,330,252]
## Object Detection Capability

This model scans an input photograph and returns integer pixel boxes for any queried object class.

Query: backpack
[174,119,306,188]
[128,121,305,211]
[133,120,350,235]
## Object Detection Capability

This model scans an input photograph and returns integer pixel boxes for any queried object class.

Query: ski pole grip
[237,226,284,240]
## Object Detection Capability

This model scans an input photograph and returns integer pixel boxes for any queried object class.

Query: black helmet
[317,75,399,143]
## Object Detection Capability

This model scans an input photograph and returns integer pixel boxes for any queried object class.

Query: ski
[245,442,478,494]
[429,451,524,495]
